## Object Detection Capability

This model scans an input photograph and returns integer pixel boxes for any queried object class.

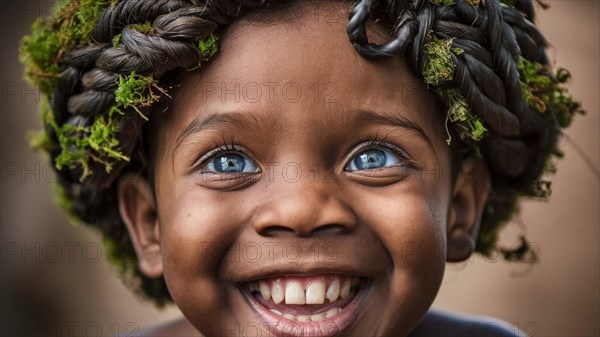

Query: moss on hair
[54,108,128,180]
[422,34,456,86]
[440,89,487,143]
[129,22,154,34]
[19,0,118,95]
[198,34,219,61]
[422,34,486,143]
[114,72,161,121]
[518,55,583,110]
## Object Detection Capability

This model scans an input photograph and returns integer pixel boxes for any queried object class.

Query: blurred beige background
[1,1,598,336]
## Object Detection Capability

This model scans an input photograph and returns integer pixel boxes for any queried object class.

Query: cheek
[346,179,449,330]
[156,183,251,318]
[352,180,449,266]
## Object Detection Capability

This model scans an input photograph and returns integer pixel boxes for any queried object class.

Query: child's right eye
[201,152,260,173]
[194,142,261,175]
[199,149,260,174]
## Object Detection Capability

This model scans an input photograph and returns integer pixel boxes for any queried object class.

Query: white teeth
[305,281,326,304]
[252,276,361,314]
[296,315,311,322]
[340,279,351,298]
[268,307,342,322]
[325,278,340,302]
[285,281,306,305]
[325,307,341,318]
[310,313,326,321]
[272,280,284,304]
[259,280,271,301]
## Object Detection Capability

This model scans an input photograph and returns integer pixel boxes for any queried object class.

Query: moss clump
[422,34,486,143]
[52,72,162,180]
[129,22,154,34]
[198,34,218,61]
[422,34,457,86]
[53,107,128,180]
[517,56,584,127]
[441,89,487,143]
[112,33,122,48]
[19,0,118,95]
[114,72,162,120]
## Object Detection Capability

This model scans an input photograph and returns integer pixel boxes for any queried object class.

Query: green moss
[517,56,584,127]
[517,56,552,113]
[27,97,57,153]
[113,72,162,120]
[47,72,163,181]
[440,89,487,143]
[54,106,128,180]
[422,34,457,86]
[112,33,122,48]
[421,34,485,143]
[19,0,118,95]
[198,34,218,61]
[129,22,154,34]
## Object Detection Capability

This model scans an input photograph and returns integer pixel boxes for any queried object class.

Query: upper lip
[228,264,375,285]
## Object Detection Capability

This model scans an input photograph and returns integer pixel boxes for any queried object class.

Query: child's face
[119,4,488,337]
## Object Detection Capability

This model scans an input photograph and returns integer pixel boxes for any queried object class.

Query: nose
[251,179,357,237]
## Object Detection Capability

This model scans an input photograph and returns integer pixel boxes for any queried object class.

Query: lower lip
[241,281,369,337]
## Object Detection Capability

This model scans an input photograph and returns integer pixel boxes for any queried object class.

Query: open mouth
[241,274,368,336]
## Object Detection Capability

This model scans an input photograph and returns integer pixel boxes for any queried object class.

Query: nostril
[260,225,296,237]
[311,224,351,236]
[258,224,350,237]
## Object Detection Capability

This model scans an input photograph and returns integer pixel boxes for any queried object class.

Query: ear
[117,174,163,277]
[447,159,491,262]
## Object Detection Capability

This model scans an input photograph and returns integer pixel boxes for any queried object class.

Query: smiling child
[20,0,583,336]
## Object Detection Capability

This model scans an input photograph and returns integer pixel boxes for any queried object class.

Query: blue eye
[204,153,259,173]
[346,148,401,171]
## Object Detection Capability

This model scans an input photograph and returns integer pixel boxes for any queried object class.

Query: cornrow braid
[20,0,583,304]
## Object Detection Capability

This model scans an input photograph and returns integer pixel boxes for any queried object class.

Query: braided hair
[20,0,582,305]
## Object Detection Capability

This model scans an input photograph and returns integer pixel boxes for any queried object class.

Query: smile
[241,274,369,336]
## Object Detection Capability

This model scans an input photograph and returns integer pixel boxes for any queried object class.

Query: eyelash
[193,138,256,173]
[345,137,415,170]
[193,135,415,173]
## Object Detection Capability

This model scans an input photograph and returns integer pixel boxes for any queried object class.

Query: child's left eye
[345,148,402,171]
[200,152,260,173]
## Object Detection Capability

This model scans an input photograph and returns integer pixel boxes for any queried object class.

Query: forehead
[163,2,446,153]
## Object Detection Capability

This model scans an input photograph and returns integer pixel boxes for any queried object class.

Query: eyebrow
[174,108,434,152]
[174,111,281,151]
[349,109,434,149]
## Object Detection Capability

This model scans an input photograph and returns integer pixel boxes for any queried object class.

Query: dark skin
[117,3,503,336]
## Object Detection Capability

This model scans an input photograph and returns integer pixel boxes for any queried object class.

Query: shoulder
[409,308,526,337]
[127,318,203,337]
